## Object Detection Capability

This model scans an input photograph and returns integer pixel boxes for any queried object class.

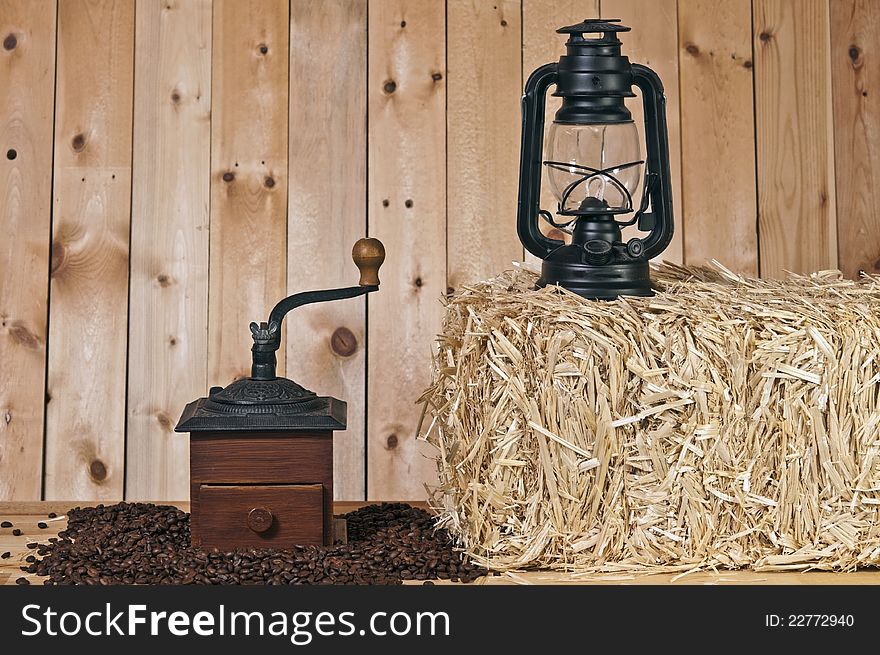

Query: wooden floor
[3,502,880,586]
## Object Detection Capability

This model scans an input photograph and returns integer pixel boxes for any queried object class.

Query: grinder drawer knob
[247,506,274,533]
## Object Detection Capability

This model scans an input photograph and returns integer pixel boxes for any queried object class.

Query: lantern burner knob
[584,239,612,266]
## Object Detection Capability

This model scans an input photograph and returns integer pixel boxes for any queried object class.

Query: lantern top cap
[557,19,631,35]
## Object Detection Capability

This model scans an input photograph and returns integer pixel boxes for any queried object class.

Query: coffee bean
[26,555,35,562]
[23,501,484,586]
[12,529,21,536]
[1,552,10,559]
[1,521,12,527]
[47,512,57,519]
[26,543,38,549]
[16,577,30,585]
[37,522,47,529]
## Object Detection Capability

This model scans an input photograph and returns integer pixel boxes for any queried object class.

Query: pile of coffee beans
[17,502,483,585]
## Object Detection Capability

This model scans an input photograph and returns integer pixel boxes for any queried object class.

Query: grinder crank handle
[249,238,385,380]
[266,237,385,328]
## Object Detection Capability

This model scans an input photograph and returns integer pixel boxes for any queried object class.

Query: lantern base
[537,246,654,300]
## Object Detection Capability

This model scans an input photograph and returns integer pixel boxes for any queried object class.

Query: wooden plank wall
[367,0,447,499]
[830,0,880,279]
[679,0,759,274]
[45,0,134,500]
[754,0,837,277]
[1,0,878,502]
[288,0,367,500]
[0,0,56,499]
[127,0,212,501]
[208,0,289,388]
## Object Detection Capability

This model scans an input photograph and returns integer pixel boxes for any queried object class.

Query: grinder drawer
[197,484,324,549]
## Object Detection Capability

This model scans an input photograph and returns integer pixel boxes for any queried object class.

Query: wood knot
[156,273,172,287]
[404,198,413,208]
[759,31,772,43]
[432,72,443,81]
[71,133,86,152]
[414,277,423,288]
[89,460,107,482]
[684,43,699,56]
[8,322,40,350]
[258,43,268,55]
[3,33,16,50]
[400,20,406,28]
[382,199,390,207]
[51,240,66,277]
[3,411,11,426]
[743,59,753,69]
[330,327,358,357]
[446,286,455,295]
[222,171,235,182]
[849,45,862,67]
[170,90,181,103]
[500,19,508,27]
[156,412,174,432]
[168,335,177,347]
[386,433,398,450]
[264,176,275,188]
[6,149,16,160]
[383,79,397,94]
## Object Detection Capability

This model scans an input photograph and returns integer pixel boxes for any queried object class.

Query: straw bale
[418,263,880,572]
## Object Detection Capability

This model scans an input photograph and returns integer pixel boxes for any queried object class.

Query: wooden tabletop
[3,502,880,586]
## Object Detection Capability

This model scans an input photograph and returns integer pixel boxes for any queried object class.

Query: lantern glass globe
[545,121,642,215]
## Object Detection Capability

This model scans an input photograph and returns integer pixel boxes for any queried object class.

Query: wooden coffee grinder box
[175,239,385,550]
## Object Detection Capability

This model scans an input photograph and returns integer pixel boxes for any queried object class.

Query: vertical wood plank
[522,0,600,249]
[367,0,446,500]
[288,0,367,500]
[46,0,134,500]
[602,0,684,264]
[754,0,837,276]
[830,0,880,279]
[678,0,758,274]
[209,0,289,387]
[0,0,56,499]
[447,0,523,289]
[126,0,211,501]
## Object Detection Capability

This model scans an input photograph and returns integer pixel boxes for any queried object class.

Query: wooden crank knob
[352,238,385,286]
[247,506,274,533]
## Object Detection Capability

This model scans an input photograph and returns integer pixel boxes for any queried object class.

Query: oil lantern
[518,19,674,299]
[175,238,385,550]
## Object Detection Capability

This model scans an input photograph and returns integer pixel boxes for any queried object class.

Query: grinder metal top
[175,238,385,433]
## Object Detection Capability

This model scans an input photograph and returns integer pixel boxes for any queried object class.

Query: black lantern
[517,19,673,299]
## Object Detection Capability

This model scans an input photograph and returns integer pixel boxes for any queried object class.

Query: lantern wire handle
[539,209,575,232]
